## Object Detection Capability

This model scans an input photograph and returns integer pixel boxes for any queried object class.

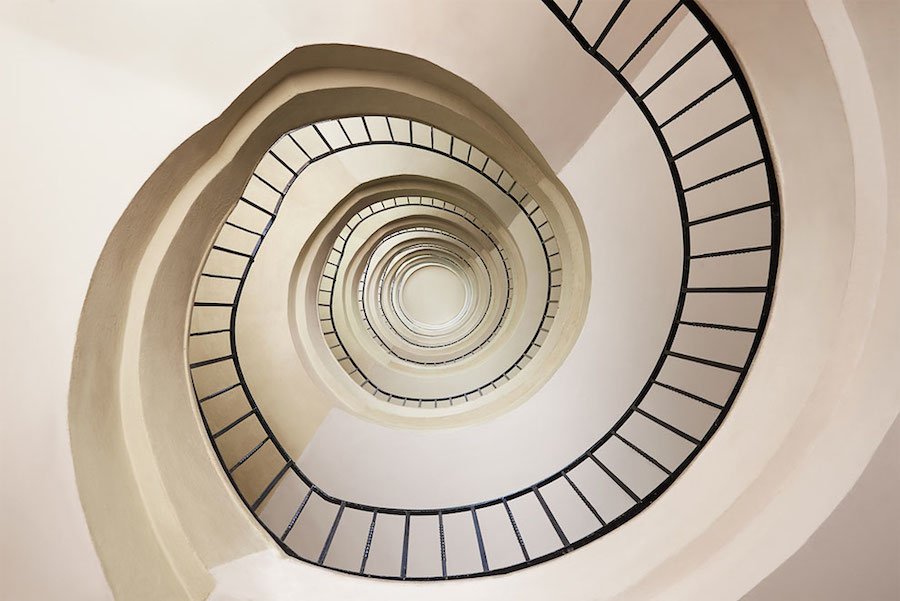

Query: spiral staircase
[1,0,897,600]
[182,0,782,579]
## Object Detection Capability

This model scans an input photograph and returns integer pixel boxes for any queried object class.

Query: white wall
[1,1,897,600]
[742,415,900,601]
[0,2,619,598]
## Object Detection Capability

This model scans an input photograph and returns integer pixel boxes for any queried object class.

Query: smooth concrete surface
[399,264,467,327]
[742,415,900,601]
[1,1,898,600]
[743,1,900,595]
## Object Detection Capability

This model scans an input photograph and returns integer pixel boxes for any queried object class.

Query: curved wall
[67,43,595,599]
[0,1,897,600]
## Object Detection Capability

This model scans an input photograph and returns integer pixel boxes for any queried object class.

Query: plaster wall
[0,3,619,598]
[743,415,900,601]
[0,1,897,601]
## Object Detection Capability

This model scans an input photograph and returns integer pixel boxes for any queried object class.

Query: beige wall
[743,1,900,597]
[743,415,900,601]
[0,3,610,598]
[0,1,897,600]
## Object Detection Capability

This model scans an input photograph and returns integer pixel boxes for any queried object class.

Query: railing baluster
[400,511,410,578]
[679,320,756,333]
[212,245,253,258]
[592,0,631,50]
[337,119,353,145]
[361,116,373,142]
[471,507,489,572]
[189,354,233,368]
[568,0,582,21]
[635,408,702,445]
[653,380,723,409]
[229,436,269,473]
[197,382,240,403]
[286,132,312,161]
[251,172,284,196]
[250,461,292,511]
[562,472,605,526]
[318,501,345,565]
[225,220,264,237]
[619,1,683,72]
[614,432,672,475]
[660,74,735,127]
[666,349,743,373]
[239,196,275,217]
[683,158,765,192]
[359,510,378,574]
[281,486,314,541]
[502,498,530,561]
[684,285,768,293]
[311,123,334,152]
[211,408,254,439]
[438,512,447,579]
[590,454,640,502]
[671,114,752,161]
[690,245,771,260]
[532,486,569,547]
[688,200,771,226]
[267,149,297,176]
[639,35,711,100]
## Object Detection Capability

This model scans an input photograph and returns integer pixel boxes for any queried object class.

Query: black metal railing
[323,197,513,373]
[202,116,559,406]
[188,0,779,581]
[360,227,503,354]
